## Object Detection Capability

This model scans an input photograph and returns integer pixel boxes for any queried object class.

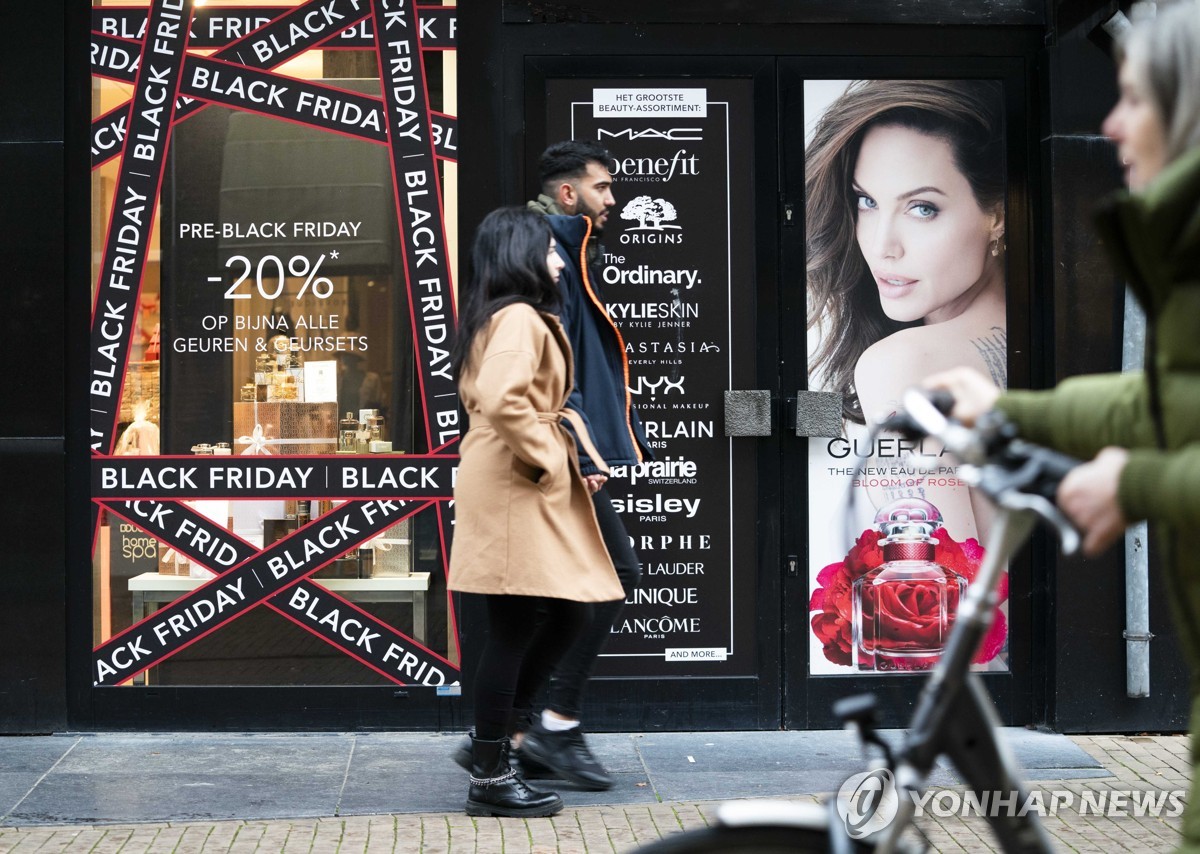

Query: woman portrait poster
[804,79,1011,675]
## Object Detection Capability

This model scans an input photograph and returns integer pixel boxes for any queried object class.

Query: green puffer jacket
[996,144,1200,672]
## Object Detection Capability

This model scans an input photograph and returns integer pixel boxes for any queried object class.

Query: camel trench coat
[448,303,623,602]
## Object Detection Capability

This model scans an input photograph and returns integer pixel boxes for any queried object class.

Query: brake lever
[975,458,1082,555]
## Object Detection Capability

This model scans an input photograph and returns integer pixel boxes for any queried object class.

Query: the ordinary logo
[836,769,900,840]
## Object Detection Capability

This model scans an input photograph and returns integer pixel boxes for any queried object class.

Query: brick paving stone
[282,821,320,854]
[227,822,267,854]
[620,806,663,847]
[525,815,559,853]
[312,818,346,852]
[258,823,293,854]
[644,803,683,838]
[672,803,709,832]
[0,829,49,854]
[595,806,636,852]
[574,808,613,853]
[204,822,245,852]
[176,824,217,854]
[58,829,106,854]
[445,813,478,854]
[339,819,372,854]
[87,826,132,854]
[416,816,450,854]
[145,825,188,853]
[547,813,583,852]
[384,816,418,854]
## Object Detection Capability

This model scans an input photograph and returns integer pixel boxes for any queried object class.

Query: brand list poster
[546,79,757,677]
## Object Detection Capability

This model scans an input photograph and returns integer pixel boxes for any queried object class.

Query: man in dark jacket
[518,140,654,789]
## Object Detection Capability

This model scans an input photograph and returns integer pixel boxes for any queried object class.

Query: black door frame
[521,55,786,731]
[777,55,1041,729]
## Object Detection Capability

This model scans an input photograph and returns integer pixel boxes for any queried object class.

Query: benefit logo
[609,149,699,183]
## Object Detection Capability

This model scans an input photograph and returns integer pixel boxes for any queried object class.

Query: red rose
[873,579,956,648]
[810,527,1006,668]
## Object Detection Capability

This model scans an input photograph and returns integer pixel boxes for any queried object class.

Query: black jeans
[472,594,588,742]
[511,487,641,725]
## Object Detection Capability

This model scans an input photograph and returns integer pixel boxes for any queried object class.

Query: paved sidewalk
[0,731,1189,852]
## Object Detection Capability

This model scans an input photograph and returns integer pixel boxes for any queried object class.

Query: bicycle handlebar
[876,387,1082,555]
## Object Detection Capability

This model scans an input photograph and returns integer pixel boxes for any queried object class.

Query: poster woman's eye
[908,202,938,219]
[855,194,877,212]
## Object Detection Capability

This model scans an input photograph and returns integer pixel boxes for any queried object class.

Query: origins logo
[618,195,684,245]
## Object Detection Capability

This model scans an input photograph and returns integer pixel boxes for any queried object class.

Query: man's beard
[579,202,609,237]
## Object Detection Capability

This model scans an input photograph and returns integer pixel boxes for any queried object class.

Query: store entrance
[526,55,1036,732]
[776,57,1036,728]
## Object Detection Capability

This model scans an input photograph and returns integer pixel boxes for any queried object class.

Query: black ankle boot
[454,732,555,779]
[466,736,563,817]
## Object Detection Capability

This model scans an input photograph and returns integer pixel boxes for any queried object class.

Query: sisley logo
[598,127,703,141]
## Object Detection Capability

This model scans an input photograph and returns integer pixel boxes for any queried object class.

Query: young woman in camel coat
[448,207,622,819]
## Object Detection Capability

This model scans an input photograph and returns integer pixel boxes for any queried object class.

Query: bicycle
[634,388,1081,853]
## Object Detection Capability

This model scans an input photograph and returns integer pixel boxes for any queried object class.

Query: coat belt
[471,409,610,476]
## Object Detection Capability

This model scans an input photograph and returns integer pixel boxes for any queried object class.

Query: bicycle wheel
[633,824,859,853]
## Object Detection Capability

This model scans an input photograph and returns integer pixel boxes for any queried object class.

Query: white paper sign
[592,88,707,118]
[303,360,338,403]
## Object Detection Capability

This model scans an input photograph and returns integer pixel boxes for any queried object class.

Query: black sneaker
[512,742,557,779]
[518,721,614,791]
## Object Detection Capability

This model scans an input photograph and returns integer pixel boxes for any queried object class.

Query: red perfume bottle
[852,499,966,672]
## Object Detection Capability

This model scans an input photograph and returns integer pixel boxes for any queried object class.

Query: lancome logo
[598,127,703,141]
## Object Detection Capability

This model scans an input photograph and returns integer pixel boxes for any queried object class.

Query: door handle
[723,390,772,436]
[724,390,842,438]
[788,390,842,438]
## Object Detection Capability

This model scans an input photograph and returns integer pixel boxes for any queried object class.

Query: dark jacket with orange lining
[539,211,654,476]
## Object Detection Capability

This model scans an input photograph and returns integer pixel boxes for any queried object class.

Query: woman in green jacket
[929,1,1200,847]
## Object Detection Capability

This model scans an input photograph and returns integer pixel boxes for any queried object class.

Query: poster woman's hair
[806,79,1006,423]
[450,207,560,378]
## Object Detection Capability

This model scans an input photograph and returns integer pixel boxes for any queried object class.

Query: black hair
[538,140,611,196]
[450,207,561,379]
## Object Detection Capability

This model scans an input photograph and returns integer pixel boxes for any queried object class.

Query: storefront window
[89,0,460,688]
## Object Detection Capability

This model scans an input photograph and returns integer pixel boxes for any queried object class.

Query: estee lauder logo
[598,127,703,141]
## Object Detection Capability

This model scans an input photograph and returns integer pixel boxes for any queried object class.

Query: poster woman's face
[853,124,1001,325]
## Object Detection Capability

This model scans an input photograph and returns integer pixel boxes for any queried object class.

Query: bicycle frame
[655,393,1079,853]
[870,506,1055,853]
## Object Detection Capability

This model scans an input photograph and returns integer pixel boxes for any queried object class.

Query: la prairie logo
[598,127,703,140]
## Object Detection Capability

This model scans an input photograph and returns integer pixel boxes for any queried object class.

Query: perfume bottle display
[851,498,966,672]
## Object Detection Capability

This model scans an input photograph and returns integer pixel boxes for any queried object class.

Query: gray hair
[1117,1,1200,163]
